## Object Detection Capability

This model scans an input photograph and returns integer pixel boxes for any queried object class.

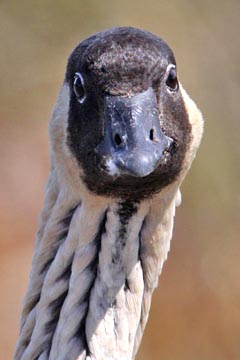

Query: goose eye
[74,72,86,103]
[166,65,178,91]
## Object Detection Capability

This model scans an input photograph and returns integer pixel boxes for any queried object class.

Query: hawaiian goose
[15,27,203,360]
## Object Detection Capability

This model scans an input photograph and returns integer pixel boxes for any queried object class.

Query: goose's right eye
[74,73,86,103]
[166,65,178,92]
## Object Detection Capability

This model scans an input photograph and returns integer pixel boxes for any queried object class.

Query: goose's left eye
[166,65,178,91]
[74,73,86,103]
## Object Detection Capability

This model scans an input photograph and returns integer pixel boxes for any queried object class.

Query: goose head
[52,27,202,201]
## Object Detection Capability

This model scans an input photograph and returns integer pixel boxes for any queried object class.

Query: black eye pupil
[74,73,86,102]
[166,67,178,91]
[75,79,85,98]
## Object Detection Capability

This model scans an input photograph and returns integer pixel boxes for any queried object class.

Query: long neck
[15,177,179,360]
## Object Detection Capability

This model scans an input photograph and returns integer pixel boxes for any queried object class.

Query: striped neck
[15,187,178,360]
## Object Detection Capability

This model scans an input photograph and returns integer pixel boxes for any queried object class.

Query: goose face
[65,27,191,200]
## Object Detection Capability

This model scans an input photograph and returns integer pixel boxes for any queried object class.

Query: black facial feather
[66,27,175,94]
[66,27,191,200]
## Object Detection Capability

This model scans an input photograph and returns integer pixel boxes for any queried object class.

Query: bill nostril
[114,133,122,146]
[149,128,154,141]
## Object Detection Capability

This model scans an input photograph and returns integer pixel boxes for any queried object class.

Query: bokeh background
[1,1,239,359]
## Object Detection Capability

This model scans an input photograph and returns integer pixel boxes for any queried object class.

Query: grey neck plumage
[15,177,180,360]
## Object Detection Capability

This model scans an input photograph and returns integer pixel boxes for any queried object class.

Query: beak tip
[110,152,160,178]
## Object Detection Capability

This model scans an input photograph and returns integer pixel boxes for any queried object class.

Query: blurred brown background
[0,1,239,359]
